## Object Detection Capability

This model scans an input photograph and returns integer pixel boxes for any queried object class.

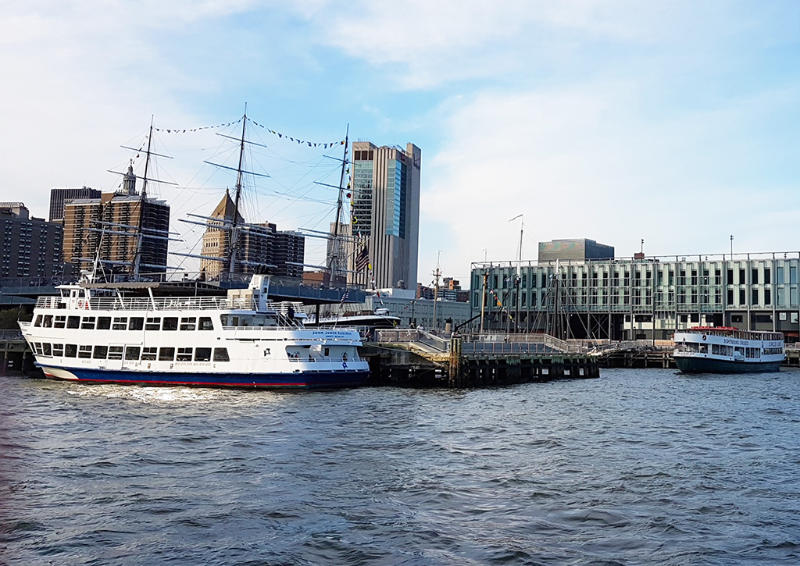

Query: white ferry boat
[673,326,784,373]
[18,275,369,389]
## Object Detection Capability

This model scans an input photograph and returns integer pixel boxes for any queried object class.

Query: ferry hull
[675,356,782,374]
[38,365,369,389]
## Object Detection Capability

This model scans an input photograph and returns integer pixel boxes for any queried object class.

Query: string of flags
[246,117,345,149]
[154,117,243,134]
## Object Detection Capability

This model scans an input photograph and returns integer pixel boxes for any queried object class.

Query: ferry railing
[36,296,260,311]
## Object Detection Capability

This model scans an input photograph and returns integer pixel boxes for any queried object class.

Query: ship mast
[327,124,350,286]
[228,103,248,275]
[132,116,155,279]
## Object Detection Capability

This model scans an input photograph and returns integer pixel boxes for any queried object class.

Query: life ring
[702,334,707,341]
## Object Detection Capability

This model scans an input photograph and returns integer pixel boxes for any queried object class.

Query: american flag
[355,245,369,272]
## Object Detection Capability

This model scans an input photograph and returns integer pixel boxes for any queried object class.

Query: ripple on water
[1,369,800,564]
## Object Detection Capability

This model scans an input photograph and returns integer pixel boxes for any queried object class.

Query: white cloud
[420,78,800,283]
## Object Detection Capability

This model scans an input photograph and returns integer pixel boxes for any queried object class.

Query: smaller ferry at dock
[673,327,784,373]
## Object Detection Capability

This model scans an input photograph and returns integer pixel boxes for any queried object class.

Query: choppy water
[1,369,799,565]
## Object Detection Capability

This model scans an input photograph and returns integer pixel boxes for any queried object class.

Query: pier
[362,329,600,387]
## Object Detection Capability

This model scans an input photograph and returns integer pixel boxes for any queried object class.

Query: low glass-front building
[470,253,800,341]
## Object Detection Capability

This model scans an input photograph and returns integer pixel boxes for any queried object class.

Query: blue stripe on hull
[40,366,369,389]
[675,357,782,374]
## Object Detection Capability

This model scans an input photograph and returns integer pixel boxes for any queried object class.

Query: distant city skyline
[2,2,800,286]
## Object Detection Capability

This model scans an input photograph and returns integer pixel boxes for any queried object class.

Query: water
[1,369,799,565]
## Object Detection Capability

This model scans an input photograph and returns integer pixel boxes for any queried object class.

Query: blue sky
[2,1,799,286]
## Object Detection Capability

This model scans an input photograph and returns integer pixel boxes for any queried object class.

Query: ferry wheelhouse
[673,327,784,373]
[19,275,369,389]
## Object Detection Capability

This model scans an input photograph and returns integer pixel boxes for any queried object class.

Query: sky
[1,1,799,288]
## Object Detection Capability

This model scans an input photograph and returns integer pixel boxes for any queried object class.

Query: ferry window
[81,317,96,330]
[213,348,230,362]
[125,346,140,361]
[162,317,178,331]
[129,317,144,330]
[67,316,80,329]
[112,317,127,330]
[176,347,193,362]
[93,346,108,359]
[65,344,77,358]
[141,347,157,361]
[108,346,123,360]
[158,347,175,361]
[52,344,64,357]
[145,317,160,331]
[179,317,196,331]
[752,269,759,284]
[194,348,212,362]
[199,317,213,331]
[43,315,53,328]
[78,345,92,359]
[54,316,66,329]
[97,317,111,330]
[33,315,42,327]
[42,343,52,356]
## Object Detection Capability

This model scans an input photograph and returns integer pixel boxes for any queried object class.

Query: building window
[739,268,745,283]
[727,289,734,304]
[765,289,771,305]
[764,268,771,284]
[739,289,746,305]
[751,288,759,305]
[752,269,759,284]
[727,268,733,284]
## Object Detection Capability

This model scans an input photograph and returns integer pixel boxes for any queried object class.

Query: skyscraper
[347,141,421,289]
[49,186,101,224]
[200,191,305,280]
[0,202,63,280]
[61,165,170,276]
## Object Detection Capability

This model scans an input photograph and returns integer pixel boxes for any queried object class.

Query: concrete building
[0,202,63,280]
[201,191,305,280]
[49,186,101,224]
[471,251,800,341]
[62,166,170,276]
[538,238,614,263]
[346,141,421,289]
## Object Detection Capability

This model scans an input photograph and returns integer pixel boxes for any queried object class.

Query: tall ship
[673,327,785,373]
[19,275,369,389]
